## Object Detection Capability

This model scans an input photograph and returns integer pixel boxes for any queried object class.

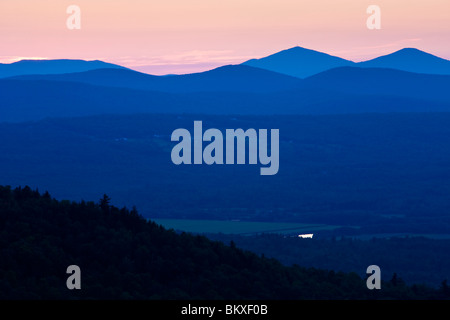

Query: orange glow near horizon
[1,0,449,74]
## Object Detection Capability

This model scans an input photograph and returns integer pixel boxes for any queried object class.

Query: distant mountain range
[1,46,449,80]
[6,65,303,93]
[304,67,450,103]
[1,67,449,122]
[1,46,450,121]
[243,46,450,78]
[0,59,127,78]
[357,48,450,75]
[242,47,354,78]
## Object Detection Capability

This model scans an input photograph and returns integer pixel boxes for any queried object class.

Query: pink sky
[1,0,449,74]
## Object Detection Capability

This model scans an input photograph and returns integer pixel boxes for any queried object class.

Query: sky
[0,0,449,75]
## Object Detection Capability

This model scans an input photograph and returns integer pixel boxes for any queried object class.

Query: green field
[151,219,340,235]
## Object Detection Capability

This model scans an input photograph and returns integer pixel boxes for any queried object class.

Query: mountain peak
[390,48,446,59]
[396,47,424,53]
[279,46,320,53]
[358,48,450,74]
[242,46,354,78]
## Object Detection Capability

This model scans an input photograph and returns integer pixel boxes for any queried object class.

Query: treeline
[206,233,450,288]
[0,185,449,300]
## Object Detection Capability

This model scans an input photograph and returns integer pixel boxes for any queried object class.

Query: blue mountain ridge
[242,46,450,78]
[242,46,355,78]
[0,59,127,78]
[3,46,449,81]
[1,69,450,122]
[357,48,450,75]
[1,46,450,122]
[303,67,450,103]
[6,65,304,93]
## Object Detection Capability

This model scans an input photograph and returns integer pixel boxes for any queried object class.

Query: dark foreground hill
[0,186,446,299]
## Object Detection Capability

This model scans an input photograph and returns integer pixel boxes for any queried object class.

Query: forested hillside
[0,186,448,299]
